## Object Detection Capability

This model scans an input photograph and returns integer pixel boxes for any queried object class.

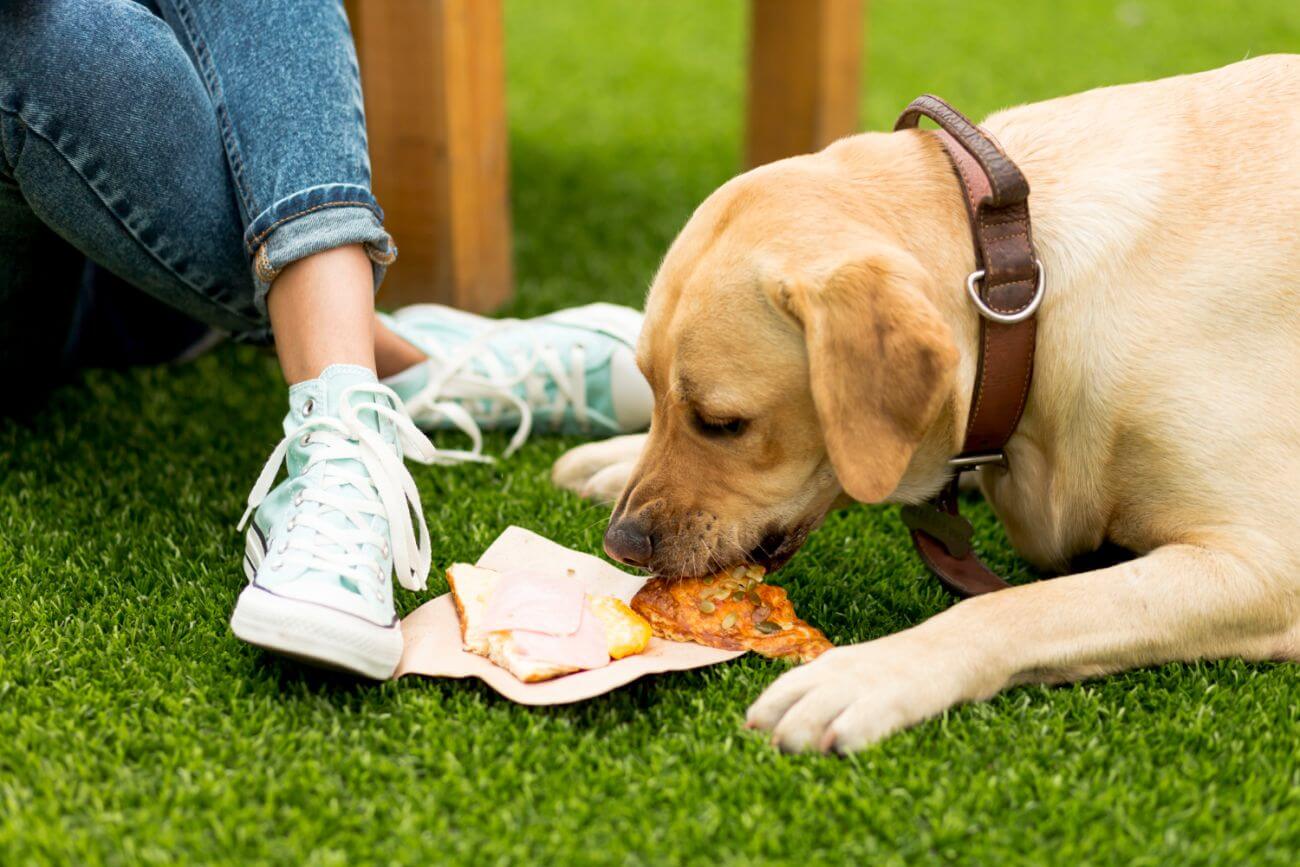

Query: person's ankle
[266,245,378,384]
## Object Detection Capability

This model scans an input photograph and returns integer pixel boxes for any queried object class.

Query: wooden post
[347,0,513,311]
[745,0,865,169]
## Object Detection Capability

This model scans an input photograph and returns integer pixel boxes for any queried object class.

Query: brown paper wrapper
[394,527,744,705]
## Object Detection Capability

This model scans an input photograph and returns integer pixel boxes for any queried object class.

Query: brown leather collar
[893,95,1044,597]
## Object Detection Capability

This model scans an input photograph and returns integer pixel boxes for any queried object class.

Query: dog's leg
[551,434,647,503]
[747,543,1298,753]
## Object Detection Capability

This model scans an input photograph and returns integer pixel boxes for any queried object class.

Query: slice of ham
[480,570,585,635]
[511,601,611,670]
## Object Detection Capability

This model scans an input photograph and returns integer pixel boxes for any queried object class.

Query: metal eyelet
[380,542,390,558]
[302,398,315,416]
[276,540,289,554]
[300,433,312,446]
[293,491,304,507]
[287,517,297,530]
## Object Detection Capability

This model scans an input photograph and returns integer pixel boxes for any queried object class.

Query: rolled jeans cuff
[245,184,398,319]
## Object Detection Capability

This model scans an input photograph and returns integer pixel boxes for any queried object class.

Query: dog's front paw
[745,635,991,754]
[550,434,647,503]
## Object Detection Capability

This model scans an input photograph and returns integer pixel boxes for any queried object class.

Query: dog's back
[980,56,1300,570]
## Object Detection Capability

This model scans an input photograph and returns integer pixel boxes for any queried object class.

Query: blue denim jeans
[0,0,395,386]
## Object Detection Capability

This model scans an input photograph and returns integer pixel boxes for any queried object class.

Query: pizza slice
[631,565,832,663]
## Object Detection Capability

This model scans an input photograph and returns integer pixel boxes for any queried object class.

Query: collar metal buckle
[948,451,1007,470]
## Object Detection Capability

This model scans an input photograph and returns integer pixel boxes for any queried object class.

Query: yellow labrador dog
[552,56,1300,753]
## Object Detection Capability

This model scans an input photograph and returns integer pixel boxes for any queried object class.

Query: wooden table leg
[346,0,513,311]
[745,0,866,169]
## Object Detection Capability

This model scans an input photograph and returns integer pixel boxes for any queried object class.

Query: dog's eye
[693,412,748,437]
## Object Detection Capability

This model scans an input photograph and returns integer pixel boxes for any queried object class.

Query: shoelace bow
[401,321,589,463]
[238,384,440,593]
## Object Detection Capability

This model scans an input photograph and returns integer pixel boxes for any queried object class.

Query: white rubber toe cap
[230,585,402,680]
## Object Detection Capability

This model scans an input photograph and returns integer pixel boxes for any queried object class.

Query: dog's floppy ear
[779,248,959,503]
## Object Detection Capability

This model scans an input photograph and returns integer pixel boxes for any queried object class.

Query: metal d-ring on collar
[966,259,1046,325]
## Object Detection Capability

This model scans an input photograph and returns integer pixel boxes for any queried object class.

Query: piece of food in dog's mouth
[630,565,832,663]
[447,563,653,683]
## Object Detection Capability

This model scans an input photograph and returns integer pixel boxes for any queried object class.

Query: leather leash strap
[893,95,1043,597]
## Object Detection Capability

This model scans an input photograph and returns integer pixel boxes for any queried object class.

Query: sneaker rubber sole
[230,585,403,680]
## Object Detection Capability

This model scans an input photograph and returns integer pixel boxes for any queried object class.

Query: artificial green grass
[2,1,1298,863]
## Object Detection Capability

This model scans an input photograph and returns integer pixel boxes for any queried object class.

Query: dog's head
[605,134,965,576]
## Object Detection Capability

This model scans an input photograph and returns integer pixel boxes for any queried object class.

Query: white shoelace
[238,384,443,593]
[402,322,588,462]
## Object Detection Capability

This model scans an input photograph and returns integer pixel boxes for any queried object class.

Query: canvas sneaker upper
[238,364,439,627]
[380,302,652,461]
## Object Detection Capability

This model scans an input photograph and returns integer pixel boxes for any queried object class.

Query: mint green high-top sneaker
[379,303,652,461]
[230,364,439,680]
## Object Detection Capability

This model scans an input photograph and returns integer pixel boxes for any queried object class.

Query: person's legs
[141,0,445,677]
[2,0,432,678]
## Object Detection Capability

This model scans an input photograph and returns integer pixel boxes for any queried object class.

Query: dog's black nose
[604,519,653,568]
